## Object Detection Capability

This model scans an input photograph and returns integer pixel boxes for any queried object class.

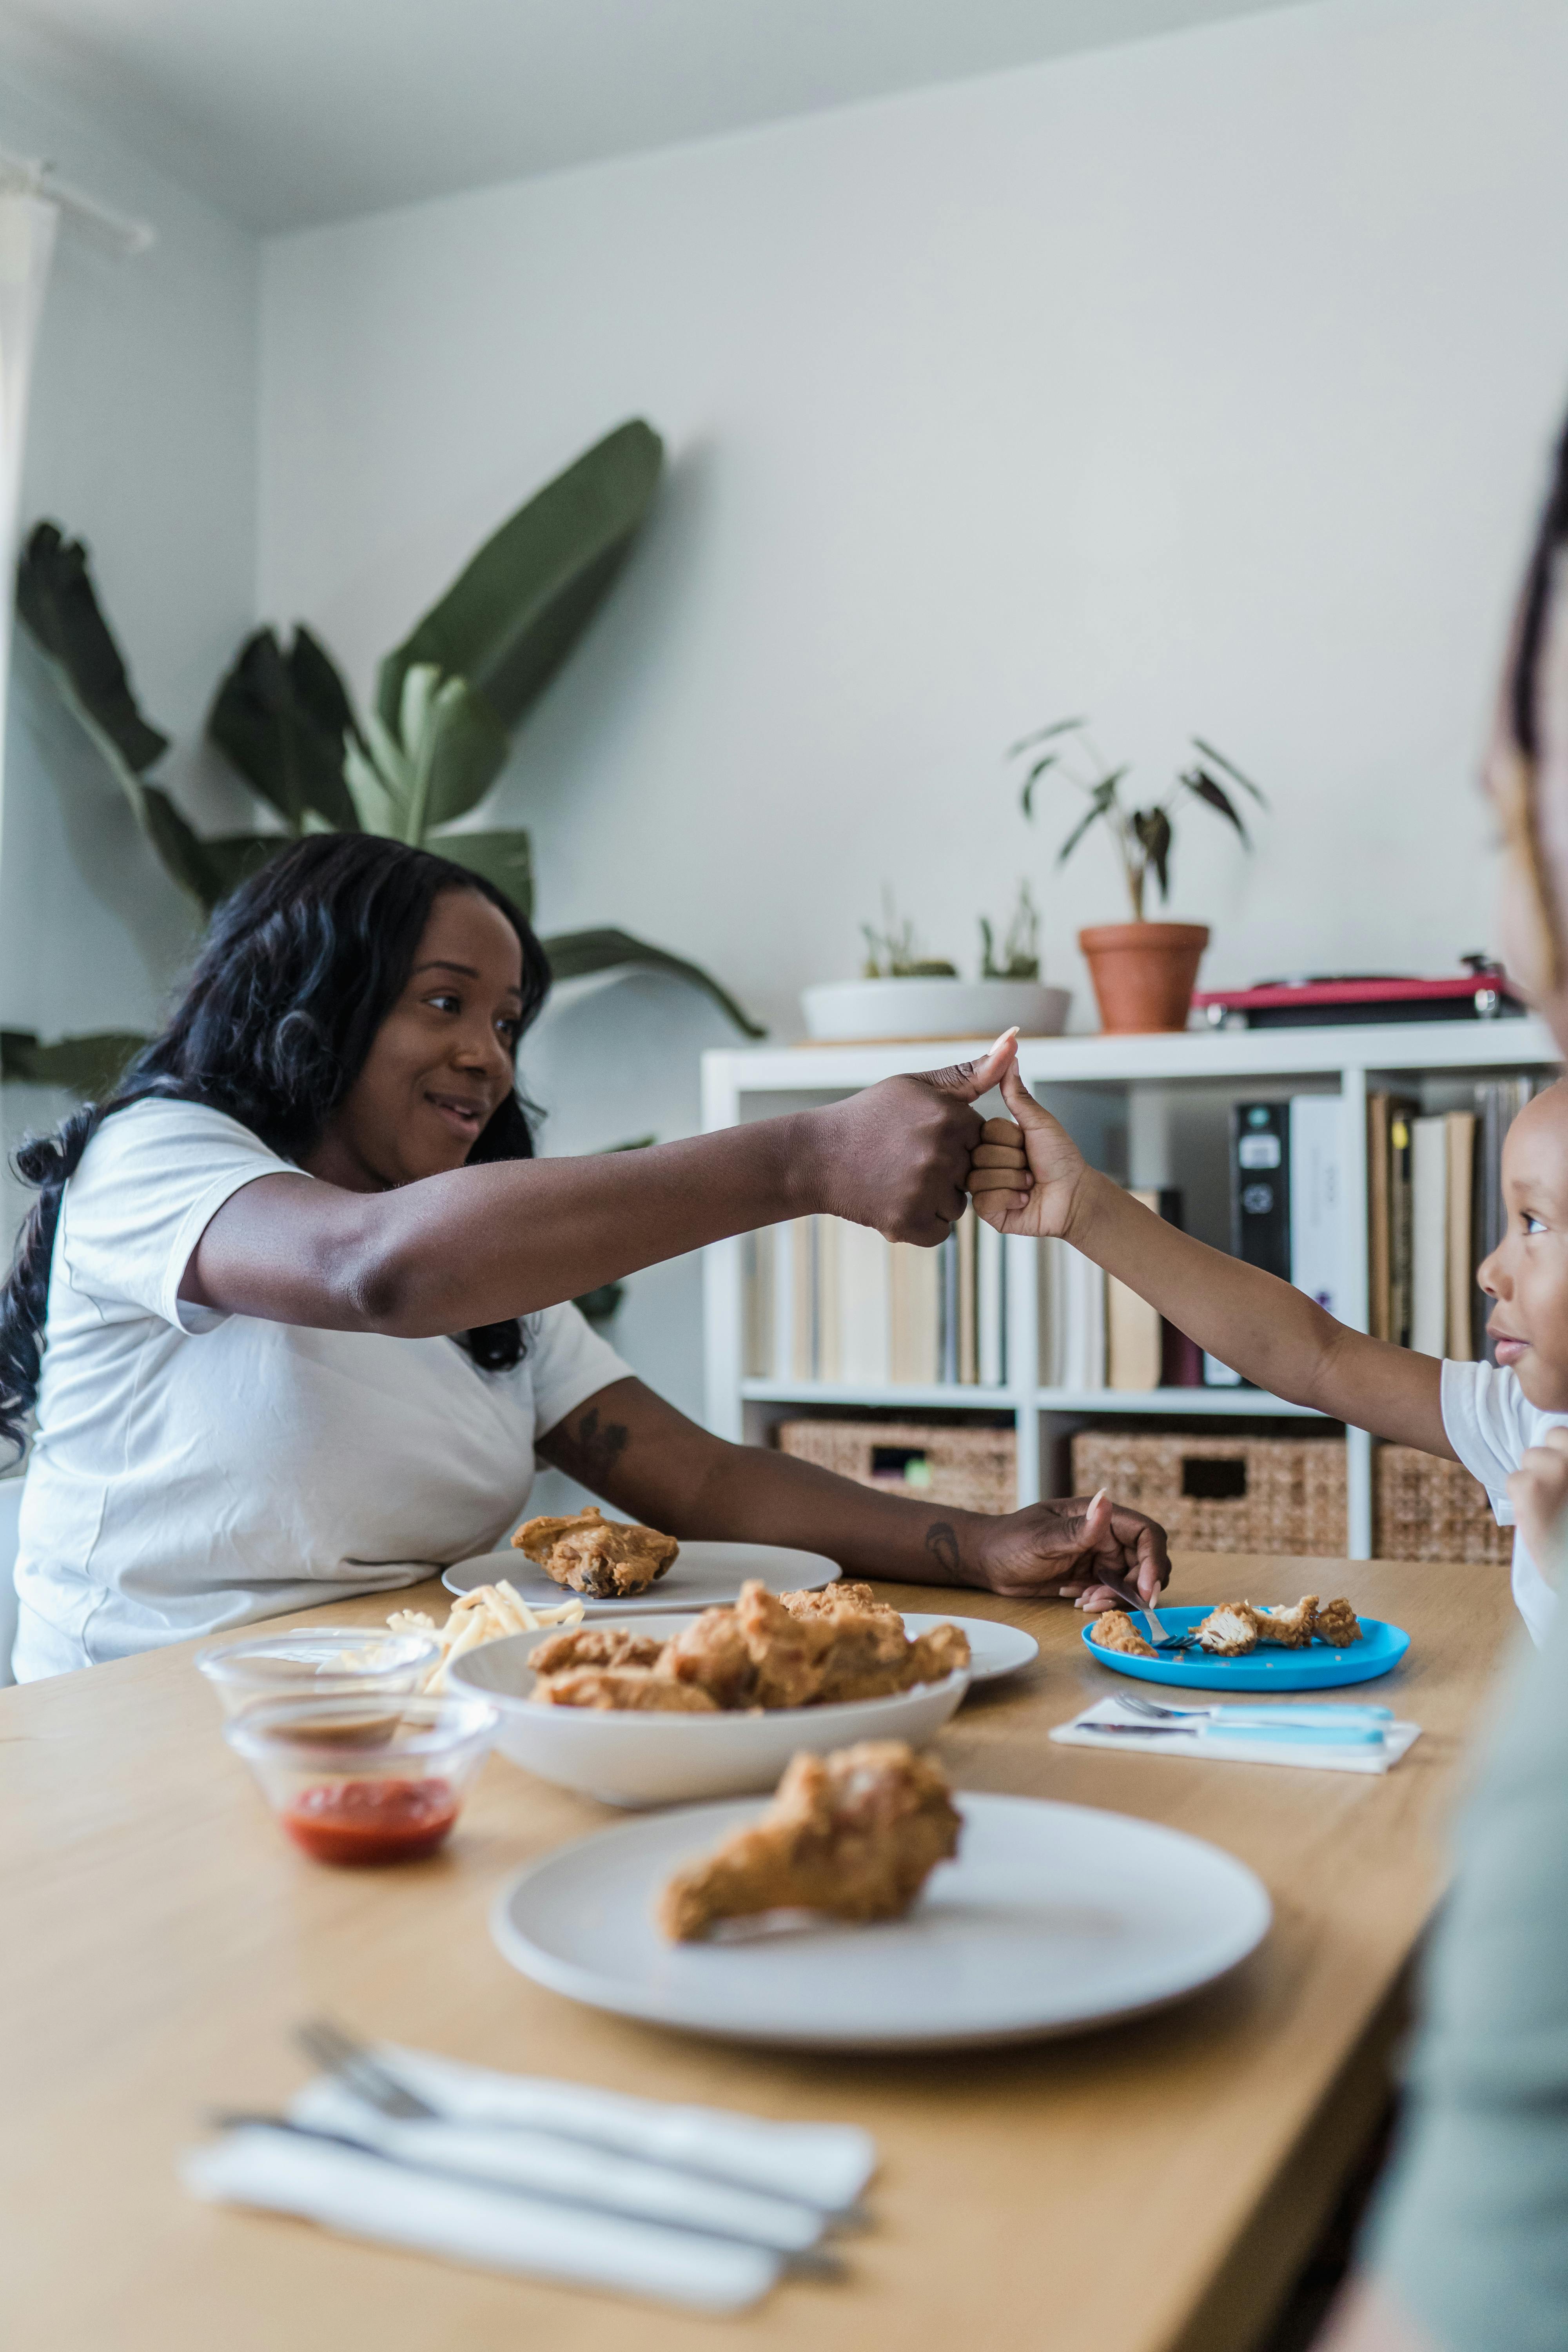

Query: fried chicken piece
[1252,1595,1319,1648]
[656,1604,765,1709]
[512,1506,679,1598]
[532,1666,719,1713]
[1089,1610,1156,1658]
[780,1581,893,1623]
[657,1740,962,1942]
[1314,1597,1363,1646]
[1193,1604,1260,1657]
[906,1622,971,1685]
[736,1581,840,1706]
[528,1626,667,1676]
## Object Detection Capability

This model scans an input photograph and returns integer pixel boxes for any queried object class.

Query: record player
[1192,956,1526,1029]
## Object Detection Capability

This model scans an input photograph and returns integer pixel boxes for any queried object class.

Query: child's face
[1479,1084,1568,1410]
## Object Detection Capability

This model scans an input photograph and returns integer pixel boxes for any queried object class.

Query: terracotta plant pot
[1078,922,1210,1034]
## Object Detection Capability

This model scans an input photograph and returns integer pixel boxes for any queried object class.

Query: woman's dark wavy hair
[1512,406,1568,760]
[0,833,551,1457]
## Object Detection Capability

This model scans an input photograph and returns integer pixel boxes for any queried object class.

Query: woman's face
[307,888,526,1191]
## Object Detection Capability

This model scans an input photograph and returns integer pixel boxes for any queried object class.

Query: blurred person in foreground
[1310,416,1568,2349]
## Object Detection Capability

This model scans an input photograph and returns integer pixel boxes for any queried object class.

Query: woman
[1311,425,1568,2352]
[7,833,1168,1678]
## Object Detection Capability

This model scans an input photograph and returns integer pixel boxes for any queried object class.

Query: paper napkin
[1051,1698,1421,1774]
[182,2124,782,2313]
[338,2043,876,2210]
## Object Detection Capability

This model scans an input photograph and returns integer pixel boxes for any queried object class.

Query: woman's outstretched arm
[539,1376,1172,1607]
[181,1044,1014,1335]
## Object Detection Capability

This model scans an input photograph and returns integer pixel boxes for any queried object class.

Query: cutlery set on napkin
[183,2034,875,2313]
[1051,1695,1421,1773]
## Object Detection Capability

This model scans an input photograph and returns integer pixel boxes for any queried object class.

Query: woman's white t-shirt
[11,1099,633,1678]
[1441,1357,1566,1647]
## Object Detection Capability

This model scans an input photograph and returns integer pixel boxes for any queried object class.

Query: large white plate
[902,1613,1038,1685]
[491,1793,1271,2048]
[444,1539,841,1616]
[454,1617,969,1807]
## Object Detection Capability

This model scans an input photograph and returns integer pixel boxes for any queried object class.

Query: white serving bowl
[450,1615,970,1808]
[801,977,1070,1043]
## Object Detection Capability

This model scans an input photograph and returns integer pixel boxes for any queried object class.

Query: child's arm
[971,1065,1456,1458]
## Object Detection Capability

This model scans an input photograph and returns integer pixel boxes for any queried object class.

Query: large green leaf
[405,668,511,837]
[0,1028,147,1096]
[141,786,283,913]
[541,927,764,1037]
[207,624,362,832]
[427,826,534,916]
[377,419,664,739]
[16,523,168,775]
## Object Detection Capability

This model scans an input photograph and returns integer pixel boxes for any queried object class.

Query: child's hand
[1507,1428,1568,1582]
[967,1062,1088,1239]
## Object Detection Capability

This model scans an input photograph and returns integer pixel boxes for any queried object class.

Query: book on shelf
[1367,1076,1541,1364]
[744,1210,1006,1390]
[1041,1189,1185,1392]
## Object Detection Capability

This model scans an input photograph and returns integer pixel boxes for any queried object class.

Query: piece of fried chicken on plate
[512,1506,679,1598]
[528,1625,667,1676]
[1314,1597,1363,1646]
[532,1666,718,1713]
[1089,1610,1156,1658]
[736,1580,840,1707]
[657,1739,962,1942]
[1252,1595,1319,1648]
[1193,1604,1260,1657]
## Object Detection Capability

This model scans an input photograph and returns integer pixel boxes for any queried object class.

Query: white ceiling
[0,0,1305,235]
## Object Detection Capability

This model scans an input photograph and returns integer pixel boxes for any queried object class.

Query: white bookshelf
[701,1018,1561,1557]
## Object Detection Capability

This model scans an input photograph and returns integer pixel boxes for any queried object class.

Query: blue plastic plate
[1081,1606,1409,1692]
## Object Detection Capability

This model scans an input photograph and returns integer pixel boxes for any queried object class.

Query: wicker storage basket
[1070,1430,1348,1556]
[1374,1445,1510,1564]
[774,1418,1016,1515]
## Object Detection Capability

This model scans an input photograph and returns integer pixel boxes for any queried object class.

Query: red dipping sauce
[282,1777,458,1865]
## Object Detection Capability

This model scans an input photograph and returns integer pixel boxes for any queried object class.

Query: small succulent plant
[1009,718,1266,922]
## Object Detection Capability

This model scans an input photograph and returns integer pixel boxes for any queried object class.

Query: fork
[296,2017,441,2120]
[1117,1692,1392,1731]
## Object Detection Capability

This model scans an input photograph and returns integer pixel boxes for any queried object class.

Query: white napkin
[288,2076,828,2251]
[352,2044,876,2211]
[182,2125,782,2314]
[1051,1697,1421,1774]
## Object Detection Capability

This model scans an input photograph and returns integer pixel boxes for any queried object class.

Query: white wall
[252,0,1568,1413]
[0,63,258,1051]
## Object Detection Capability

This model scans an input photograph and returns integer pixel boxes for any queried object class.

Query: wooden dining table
[0,1553,1518,2352]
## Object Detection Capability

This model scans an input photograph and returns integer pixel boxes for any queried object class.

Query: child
[970,1064,1568,1642]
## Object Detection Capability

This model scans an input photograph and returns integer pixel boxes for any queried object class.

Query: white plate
[444,1539,841,1616]
[902,1613,1038,1684]
[491,1793,1271,2048]
[453,1617,969,1807]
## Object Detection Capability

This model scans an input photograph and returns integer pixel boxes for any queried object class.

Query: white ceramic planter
[801,976,1071,1044]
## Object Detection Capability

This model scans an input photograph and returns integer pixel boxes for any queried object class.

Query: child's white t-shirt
[11,1098,633,1676]
[1440,1359,1565,1646]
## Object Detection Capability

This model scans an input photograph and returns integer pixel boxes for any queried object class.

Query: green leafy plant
[0,1028,145,1096]
[1009,718,1266,922]
[18,419,763,1036]
[860,891,958,978]
[978,880,1040,980]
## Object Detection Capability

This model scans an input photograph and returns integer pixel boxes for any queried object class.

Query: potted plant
[1012,719,1265,1033]
[801,887,1071,1042]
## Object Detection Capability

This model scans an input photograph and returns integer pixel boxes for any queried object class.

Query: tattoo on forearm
[925,1520,961,1579]
[557,1407,630,1495]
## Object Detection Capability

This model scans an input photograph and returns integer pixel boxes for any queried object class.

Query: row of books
[743,1211,1006,1387]
[1368,1076,1543,1359]
[740,1074,1544,1396]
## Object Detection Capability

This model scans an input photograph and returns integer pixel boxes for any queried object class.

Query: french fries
[388,1579,585,1693]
